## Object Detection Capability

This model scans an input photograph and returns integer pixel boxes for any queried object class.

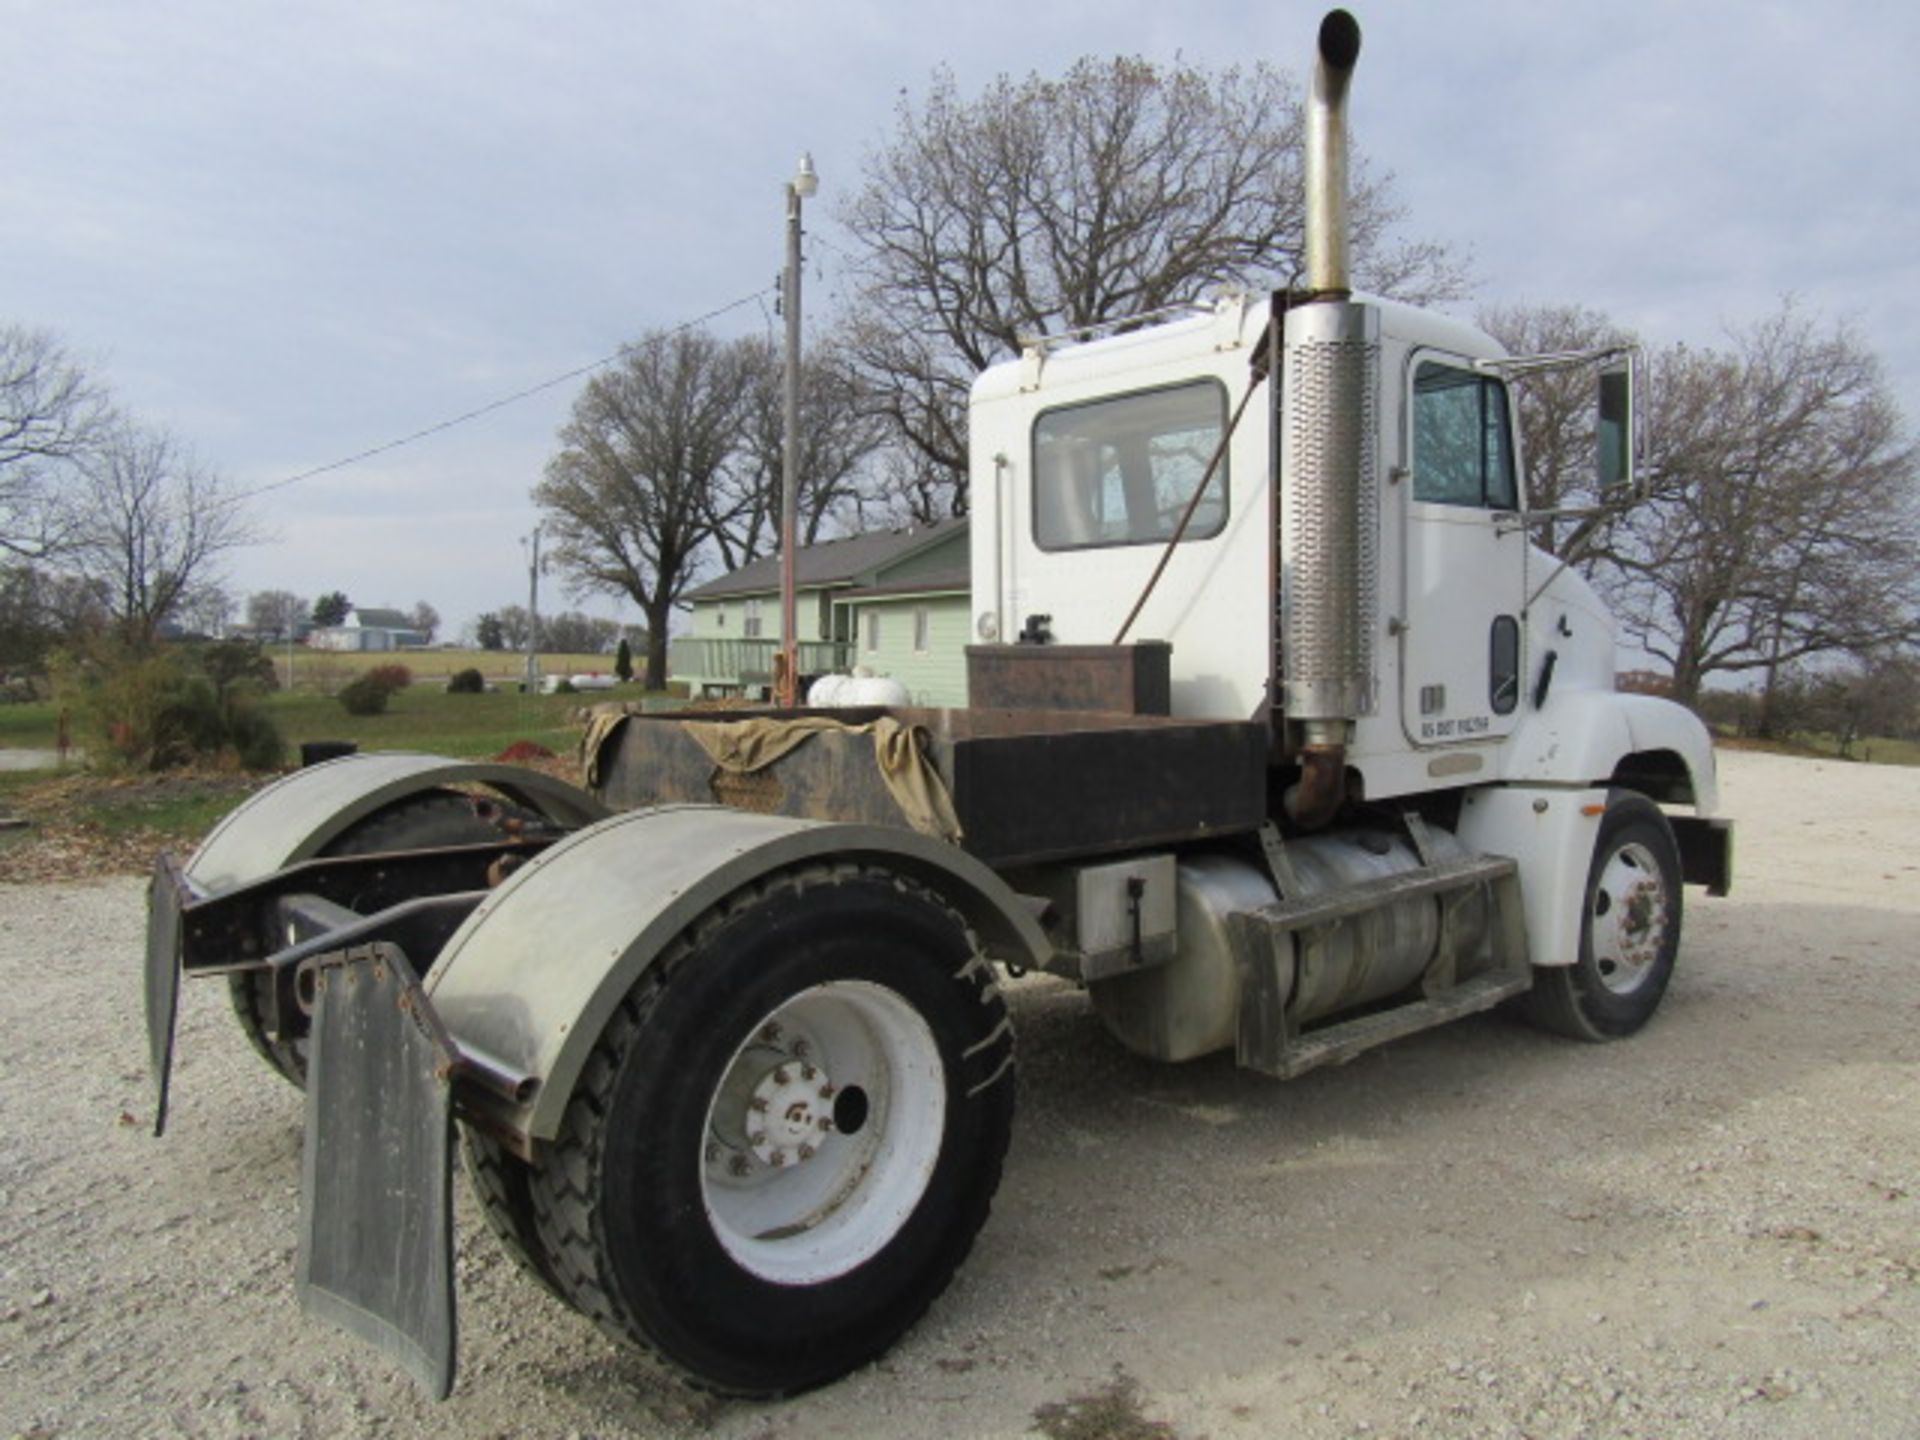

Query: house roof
[685,518,967,601]
[839,567,971,600]
[349,607,414,630]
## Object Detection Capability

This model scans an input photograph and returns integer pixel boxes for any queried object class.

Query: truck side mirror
[1597,362,1634,493]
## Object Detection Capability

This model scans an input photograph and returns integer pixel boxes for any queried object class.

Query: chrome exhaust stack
[1305,9,1362,296]
[1281,9,1376,828]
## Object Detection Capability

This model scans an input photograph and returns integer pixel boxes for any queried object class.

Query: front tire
[1524,791,1683,1041]
[527,866,1015,1397]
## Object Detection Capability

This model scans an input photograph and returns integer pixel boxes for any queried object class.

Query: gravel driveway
[1,749,1915,1439]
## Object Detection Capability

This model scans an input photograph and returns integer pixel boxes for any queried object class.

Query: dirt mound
[493,739,558,763]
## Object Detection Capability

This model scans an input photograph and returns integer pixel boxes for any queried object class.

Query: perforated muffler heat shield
[1280,301,1379,721]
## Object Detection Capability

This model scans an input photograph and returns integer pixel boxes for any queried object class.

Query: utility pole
[523,524,542,694]
[777,152,818,708]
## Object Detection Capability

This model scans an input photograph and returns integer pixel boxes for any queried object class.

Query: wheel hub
[744,1062,834,1168]
[1592,841,1670,994]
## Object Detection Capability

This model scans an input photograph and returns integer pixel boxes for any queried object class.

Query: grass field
[0,673,662,763]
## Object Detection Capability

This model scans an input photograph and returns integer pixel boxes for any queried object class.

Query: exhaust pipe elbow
[1282,742,1348,832]
[1306,9,1362,295]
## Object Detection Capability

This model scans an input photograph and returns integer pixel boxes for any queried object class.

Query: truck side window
[1412,362,1517,510]
[1033,380,1228,551]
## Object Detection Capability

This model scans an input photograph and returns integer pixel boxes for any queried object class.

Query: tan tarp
[685,716,963,844]
[579,703,646,787]
[578,706,963,843]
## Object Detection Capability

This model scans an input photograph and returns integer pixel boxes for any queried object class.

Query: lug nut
[800,1063,817,1081]
[759,1023,782,1043]
[704,1142,720,1163]
[791,1039,811,1059]
[728,1155,750,1177]
[773,1066,790,1085]
[769,1152,787,1168]
[797,1144,816,1162]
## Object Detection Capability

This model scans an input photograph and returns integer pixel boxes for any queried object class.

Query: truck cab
[967,291,1690,812]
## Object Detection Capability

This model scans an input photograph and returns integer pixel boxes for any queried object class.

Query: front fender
[421,805,1049,1144]
[1503,691,1720,814]
[187,751,609,892]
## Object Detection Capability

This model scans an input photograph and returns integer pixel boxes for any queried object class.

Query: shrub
[446,667,485,694]
[365,663,412,693]
[52,637,284,771]
[614,638,633,684]
[553,678,577,694]
[338,674,394,716]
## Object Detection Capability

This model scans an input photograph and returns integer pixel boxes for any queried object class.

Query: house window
[912,606,930,654]
[864,610,881,653]
[715,605,726,629]
[743,598,763,638]
[1412,362,1518,509]
[1033,379,1229,551]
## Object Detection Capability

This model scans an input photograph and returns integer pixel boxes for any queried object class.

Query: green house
[674,520,970,705]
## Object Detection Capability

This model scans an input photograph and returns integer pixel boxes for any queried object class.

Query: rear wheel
[1524,791,1683,1041]
[527,866,1016,1396]
[224,790,526,1086]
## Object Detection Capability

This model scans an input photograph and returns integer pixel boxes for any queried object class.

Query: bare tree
[1591,304,1920,705]
[175,582,234,637]
[493,604,534,651]
[409,599,441,644]
[0,564,109,674]
[706,339,888,571]
[1,325,112,561]
[246,589,309,640]
[541,610,621,655]
[70,422,257,646]
[535,330,751,688]
[837,56,1469,510]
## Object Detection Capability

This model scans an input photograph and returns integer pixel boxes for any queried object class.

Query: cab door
[1399,356,1527,747]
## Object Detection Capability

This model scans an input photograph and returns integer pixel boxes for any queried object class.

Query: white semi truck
[145,8,1732,1402]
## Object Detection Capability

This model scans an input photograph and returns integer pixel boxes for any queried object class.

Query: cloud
[6,0,1917,632]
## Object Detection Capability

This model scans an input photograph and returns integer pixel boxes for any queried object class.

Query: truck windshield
[1032,380,1228,550]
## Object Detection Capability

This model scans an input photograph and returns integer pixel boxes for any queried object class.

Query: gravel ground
[1,749,1915,1440]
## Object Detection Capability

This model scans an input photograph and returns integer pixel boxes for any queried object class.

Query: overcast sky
[6,1,1916,638]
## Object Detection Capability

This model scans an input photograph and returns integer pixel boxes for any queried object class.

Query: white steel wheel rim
[1590,839,1670,996]
[701,979,946,1285]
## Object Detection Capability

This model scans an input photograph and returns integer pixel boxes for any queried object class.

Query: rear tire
[1524,791,1683,1041]
[461,1131,568,1302]
[526,866,1016,1397]
[225,790,527,1086]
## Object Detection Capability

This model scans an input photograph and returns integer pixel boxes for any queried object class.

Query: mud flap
[296,943,458,1400]
[144,854,193,1138]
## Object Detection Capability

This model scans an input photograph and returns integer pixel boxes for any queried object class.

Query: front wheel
[527,866,1016,1397]
[1524,790,1683,1041]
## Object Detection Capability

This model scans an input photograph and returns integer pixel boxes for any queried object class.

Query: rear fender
[421,804,1049,1145]
[187,751,609,893]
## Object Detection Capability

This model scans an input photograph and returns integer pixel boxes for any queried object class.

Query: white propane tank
[808,672,909,707]
[807,674,851,707]
[845,675,910,706]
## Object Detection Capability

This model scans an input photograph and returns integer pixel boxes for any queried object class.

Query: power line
[237,286,775,501]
